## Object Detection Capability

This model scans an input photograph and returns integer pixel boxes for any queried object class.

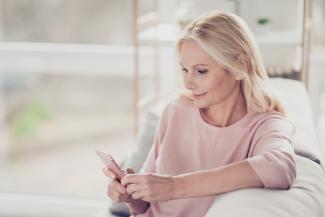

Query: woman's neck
[201,82,247,127]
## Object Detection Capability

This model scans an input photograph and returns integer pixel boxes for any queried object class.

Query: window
[0,0,135,200]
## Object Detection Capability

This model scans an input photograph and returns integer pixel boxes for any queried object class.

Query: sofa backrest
[269,78,323,166]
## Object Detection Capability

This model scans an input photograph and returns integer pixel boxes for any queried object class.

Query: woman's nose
[184,75,196,90]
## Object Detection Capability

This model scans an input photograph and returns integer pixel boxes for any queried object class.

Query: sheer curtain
[311,0,325,160]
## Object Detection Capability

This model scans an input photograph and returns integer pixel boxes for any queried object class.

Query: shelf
[139,23,302,46]
[255,30,302,45]
[138,23,180,44]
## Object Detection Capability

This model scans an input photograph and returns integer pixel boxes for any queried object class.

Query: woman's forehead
[179,40,217,67]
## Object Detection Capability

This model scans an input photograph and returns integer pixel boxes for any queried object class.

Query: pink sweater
[136,98,296,217]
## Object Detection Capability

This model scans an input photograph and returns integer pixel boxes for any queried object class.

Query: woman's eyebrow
[192,64,209,69]
[178,61,185,67]
[179,62,209,68]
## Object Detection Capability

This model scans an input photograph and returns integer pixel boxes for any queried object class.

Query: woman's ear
[225,68,243,80]
[234,72,243,81]
[239,55,249,71]
[235,54,250,80]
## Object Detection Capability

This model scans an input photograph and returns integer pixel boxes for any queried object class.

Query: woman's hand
[121,173,177,203]
[103,167,134,203]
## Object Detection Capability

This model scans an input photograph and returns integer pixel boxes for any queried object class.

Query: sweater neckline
[196,108,253,130]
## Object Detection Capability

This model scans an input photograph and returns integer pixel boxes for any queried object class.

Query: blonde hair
[176,11,286,116]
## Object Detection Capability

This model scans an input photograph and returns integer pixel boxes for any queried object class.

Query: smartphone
[96,149,125,181]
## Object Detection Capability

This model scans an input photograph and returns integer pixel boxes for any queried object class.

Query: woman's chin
[193,101,210,109]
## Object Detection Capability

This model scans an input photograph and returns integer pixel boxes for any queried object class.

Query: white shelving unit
[137,0,312,88]
[132,0,160,135]
[139,25,302,45]
[138,23,180,45]
[241,0,311,86]
[255,30,301,45]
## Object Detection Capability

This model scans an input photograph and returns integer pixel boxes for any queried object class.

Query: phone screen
[96,149,125,180]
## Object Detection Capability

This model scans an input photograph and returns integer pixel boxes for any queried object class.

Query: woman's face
[179,40,239,109]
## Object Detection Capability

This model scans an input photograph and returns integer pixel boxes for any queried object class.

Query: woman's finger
[131,189,147,200]
[120,193,133,203]
[109,181,127,195]
[108,189,121,202]
[126,183,142,195]
[107,184,128,202]
[102,167,116,180]
[108,189,132,203]
[126,168,135,174]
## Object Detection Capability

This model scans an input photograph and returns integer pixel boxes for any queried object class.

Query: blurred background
[0,0,324,216]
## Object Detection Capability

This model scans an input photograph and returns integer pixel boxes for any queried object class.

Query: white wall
[159,0,233,23]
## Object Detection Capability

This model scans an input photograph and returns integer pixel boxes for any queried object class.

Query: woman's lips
[193,93,207,98]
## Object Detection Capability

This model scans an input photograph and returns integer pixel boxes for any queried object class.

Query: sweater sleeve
[246,113,297,189]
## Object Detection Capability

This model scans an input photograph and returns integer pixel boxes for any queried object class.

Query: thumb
[126,168,135,174]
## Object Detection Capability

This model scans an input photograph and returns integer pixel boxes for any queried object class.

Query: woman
[103,11,296,217]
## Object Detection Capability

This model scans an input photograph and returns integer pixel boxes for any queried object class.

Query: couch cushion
[269,78,323,166]
[205,155,325,217]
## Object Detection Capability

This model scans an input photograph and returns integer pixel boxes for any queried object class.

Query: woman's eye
[197,69,208,74]
[181,68,188,73]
